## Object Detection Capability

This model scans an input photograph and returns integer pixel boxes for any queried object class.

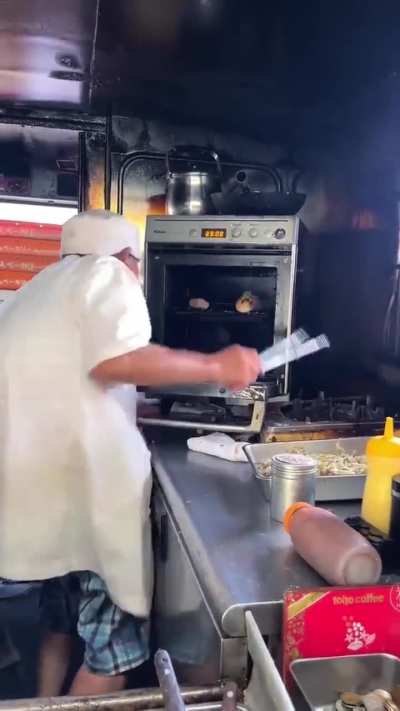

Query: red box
[283,585,400,684]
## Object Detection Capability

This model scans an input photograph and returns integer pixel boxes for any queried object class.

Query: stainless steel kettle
[166,146,222,215]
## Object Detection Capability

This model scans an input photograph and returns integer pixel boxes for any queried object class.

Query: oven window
[162,264,277,353]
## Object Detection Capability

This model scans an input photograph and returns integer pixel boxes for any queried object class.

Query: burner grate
[282,393,385,423]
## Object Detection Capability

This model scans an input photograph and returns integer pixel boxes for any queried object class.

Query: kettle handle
[233,166,283,194]
[166,145,222,180]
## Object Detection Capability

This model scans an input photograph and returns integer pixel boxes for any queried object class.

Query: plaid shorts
[40,572,149,676]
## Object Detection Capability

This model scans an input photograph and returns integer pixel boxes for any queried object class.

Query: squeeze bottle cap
[283,501,313,533]
[384,416,394,439]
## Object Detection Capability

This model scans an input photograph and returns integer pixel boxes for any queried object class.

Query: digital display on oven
[201,228,227,239]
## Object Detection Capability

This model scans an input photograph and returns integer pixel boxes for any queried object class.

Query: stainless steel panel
[144,216,299,400]
[245,612,295,711]
[140,400,266,434]
[245,437,368,501]
[145,216,298,247]
[291,654,400,710]
[152,442,361,638]
[153,485,248,686]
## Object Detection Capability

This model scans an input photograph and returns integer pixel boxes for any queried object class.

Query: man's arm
[90,343,261,392]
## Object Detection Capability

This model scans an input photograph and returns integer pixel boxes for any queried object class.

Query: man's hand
[211,345,262,391]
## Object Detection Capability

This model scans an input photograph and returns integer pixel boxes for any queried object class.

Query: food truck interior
[0,0,400,704]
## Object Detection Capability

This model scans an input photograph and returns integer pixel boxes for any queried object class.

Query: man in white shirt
[0,209,261,696]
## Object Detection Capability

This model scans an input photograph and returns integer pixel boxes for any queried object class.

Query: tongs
[154,649,239,711]
[154,649,186,711]
[221,681,238,711]
[259,328,330,373]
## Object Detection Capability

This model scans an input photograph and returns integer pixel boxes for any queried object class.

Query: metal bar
[116,151,283,215]
[154,649,187,711]
[0,196,76,207]
[117,151,163,214]
[78,132,86,212]
[104,114,112,210]
[138,417,257,433]
[245,612,294,711]
[139,400,265,434]
[88,0,101,108]
[221,682,238,711]
[0,687,223,711]
[0,109,106,133]
[265,420,378,433]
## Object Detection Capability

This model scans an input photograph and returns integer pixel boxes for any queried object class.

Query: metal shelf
[168,309,270,323]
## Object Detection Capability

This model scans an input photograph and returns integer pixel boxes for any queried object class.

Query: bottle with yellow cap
[361,417,400,534]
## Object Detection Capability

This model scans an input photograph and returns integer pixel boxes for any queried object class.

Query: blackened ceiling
[0,0,399,141]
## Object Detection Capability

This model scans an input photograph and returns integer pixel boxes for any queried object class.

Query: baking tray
[290,653,400,710]
[244,436,368,502]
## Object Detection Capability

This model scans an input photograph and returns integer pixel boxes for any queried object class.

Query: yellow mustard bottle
[361,417,400,534]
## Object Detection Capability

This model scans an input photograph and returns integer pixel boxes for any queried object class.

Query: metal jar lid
[271,453,318,479]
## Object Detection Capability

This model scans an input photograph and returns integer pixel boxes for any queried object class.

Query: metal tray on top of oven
[244,436,368,501]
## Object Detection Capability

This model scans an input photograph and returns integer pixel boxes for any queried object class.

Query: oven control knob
[249,227,258,239]
[273,228,286,240]
[232,226,242,238]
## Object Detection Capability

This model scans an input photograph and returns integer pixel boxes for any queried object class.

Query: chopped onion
[256,445,366,478]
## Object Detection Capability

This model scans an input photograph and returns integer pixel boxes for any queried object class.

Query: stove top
[262,394,391,442]
[281,394,385,424]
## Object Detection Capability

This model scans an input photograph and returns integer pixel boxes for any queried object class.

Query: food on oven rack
[235,291,260,314]
[188,297,210,311]
[256,445,367,478]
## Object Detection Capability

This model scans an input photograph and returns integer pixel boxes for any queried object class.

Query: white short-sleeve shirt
[0,255,153,617]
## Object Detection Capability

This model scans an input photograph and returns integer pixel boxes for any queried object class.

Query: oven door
[145,245,296,397]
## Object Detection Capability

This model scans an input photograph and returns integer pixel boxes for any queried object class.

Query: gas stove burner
[282,393,385,424]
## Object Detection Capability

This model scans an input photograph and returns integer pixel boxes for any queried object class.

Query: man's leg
[69,572,149,696]
[69,665,126,695]
[37,632,73,697]
[38,578,77,697]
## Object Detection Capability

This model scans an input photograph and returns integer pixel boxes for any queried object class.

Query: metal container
[291,653,400,710]
[244,436,368,502]
[390,474,400,540]
[166,171,217,215]
[165,146,222,216]
[270,453,317,522]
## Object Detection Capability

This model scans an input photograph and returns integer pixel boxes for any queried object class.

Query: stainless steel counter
[151,441,360,638]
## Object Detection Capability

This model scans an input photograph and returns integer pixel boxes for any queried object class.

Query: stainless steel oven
[143,215,300,431]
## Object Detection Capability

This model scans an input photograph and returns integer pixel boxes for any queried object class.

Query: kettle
[166,145,222,215]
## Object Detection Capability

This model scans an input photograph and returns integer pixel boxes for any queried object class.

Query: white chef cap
[61,209,141,259]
